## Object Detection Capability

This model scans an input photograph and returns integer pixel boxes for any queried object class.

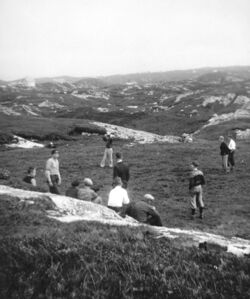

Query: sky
[0,0,250,80]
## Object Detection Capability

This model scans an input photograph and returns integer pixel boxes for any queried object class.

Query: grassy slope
[0,197,250,299]
[1,135,250,239]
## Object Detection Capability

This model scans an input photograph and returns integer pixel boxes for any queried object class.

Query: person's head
[219,136,224,142]
[115,152,122,160]
[27,166,36,177]
[83,178,93,187]
[113,176,122,187]
[190,161,199,170]
[71,180,80,187]
[143,193,155,203]
[51,149,59,159]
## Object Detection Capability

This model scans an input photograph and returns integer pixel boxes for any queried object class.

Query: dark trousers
[147,214,163,227]
[108,206,122,213]
[48,175,60,194]
[228,151,235,167]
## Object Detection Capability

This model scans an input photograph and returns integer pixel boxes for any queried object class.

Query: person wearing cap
[227,135,236,171]
[189,161,205,219]
[108,176,130,214]
[125,194,163,226]
[219,136,230,173]
[65,180,80,198]
[113,152,130,189]
[100,133,113,168]
[45,149,61,194]
[78,178,102,204]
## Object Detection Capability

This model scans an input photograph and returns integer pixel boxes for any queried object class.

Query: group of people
[22,132,237,224]
[219,135,236,173]
[23,136,163,226]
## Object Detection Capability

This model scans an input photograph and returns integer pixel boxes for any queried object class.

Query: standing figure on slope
[227,135,236,172]
[219,136,230,173]
[45,149,61,194]
[189,161,206,219]
[100,133,113,168]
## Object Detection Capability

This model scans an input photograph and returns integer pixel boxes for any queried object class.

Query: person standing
[108,177,130,214]
[189,161,205,219]
[113,152,130,189]
[45,149,61,194]
[227,135,236,171]
[100,133,113,168]
[219,136,230,173]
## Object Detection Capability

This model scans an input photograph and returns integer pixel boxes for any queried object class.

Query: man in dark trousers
[113,152,130,189]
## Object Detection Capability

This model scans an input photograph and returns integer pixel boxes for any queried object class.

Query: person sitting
[78,178,102,204]
[107,176,130,214]
[125,194,163,226]
[23,167,37,187]
[65,179,80,199]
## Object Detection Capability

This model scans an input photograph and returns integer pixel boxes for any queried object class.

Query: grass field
[1,116,250,298]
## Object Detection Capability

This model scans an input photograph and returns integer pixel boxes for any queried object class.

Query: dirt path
[1,185,250,257]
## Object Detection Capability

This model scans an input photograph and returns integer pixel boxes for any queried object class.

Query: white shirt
[228,139,236,151]
[45,158,60,175]
[108,186,130,207]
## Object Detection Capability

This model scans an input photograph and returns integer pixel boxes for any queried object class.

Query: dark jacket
[113,161,130,188]
[189,169,205,190]
[220,142,230,156]
[103,136,113,148]
[125,201,162,226]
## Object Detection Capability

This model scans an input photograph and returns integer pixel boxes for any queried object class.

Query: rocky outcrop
[92,121,180,144]
[1,185,250,257]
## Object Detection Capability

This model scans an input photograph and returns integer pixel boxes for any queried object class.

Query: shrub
[0,131,14,145]
[69,124,107,136]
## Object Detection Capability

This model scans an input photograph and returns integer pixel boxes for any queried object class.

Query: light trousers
[100,148,113,167]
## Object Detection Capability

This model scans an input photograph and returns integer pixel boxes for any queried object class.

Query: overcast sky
[0,0,250,80]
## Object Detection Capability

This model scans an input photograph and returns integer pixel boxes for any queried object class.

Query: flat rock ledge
[0,185,250,257]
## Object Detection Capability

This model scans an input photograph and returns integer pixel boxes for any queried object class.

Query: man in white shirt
[45,149,61,194]
[227,136,236,171]
[108,176,130,214]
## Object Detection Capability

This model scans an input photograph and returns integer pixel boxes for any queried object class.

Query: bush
[0,131,14,145]
[69,124,107,135]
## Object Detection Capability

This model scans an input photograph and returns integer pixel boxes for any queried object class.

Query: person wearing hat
[78,178,102,204]
[189,161,205,219]
[113,152,130,189]
[45,149,61,194]
[65,180,80,198]
[100,133,113,168]
[124,194,163,226]
[108,176,130,213]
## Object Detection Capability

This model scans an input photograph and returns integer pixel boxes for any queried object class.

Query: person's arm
[45,160,52,186]
[57,161,61,185]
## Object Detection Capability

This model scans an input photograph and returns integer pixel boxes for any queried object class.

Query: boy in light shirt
[45,149,61,194]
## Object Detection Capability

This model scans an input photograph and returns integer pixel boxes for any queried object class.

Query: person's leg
[222,155,229,173]
[190,191,197,219]
[107,148,113,168]
[197,190,204,219]
[50,175,60,194]
[100,149,107,167]
[229,151,235,171]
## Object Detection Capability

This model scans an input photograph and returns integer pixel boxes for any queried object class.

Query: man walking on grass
[189,161,205,219]
[113,152,130,189]
[45,149,61,194]
[100,133,113,168]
